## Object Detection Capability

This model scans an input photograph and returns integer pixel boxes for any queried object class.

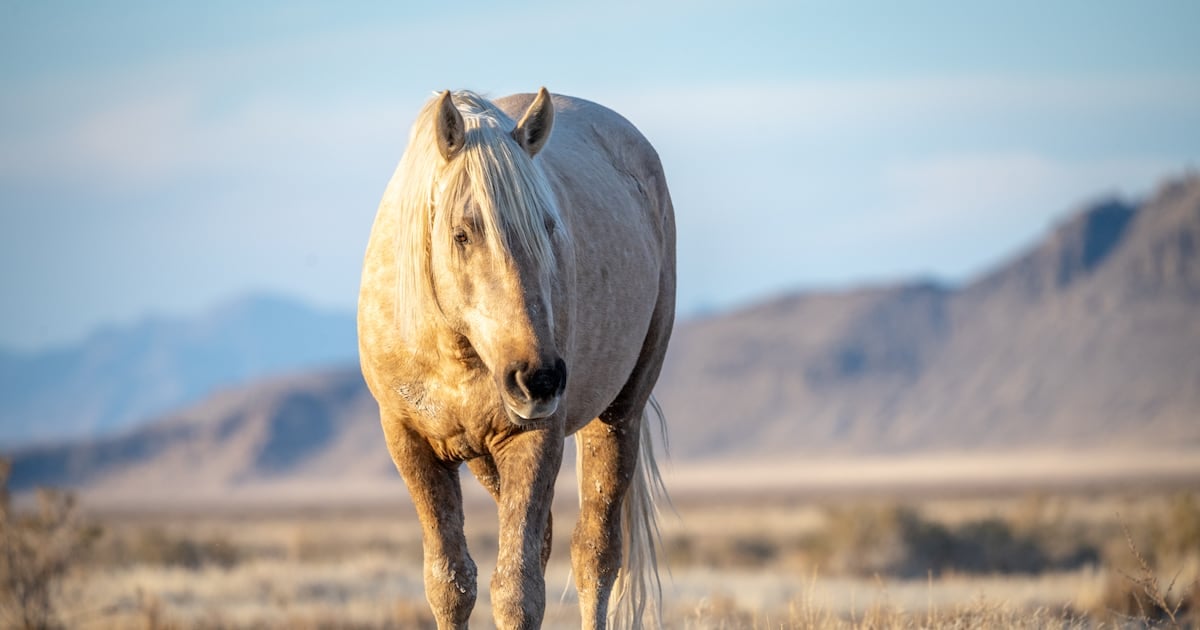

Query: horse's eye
[453,228,469,244]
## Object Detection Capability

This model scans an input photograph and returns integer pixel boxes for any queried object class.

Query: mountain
[658,174,1200,456]
[8,368,385,497]
[7,174,1200,496]
[0,293,357,447]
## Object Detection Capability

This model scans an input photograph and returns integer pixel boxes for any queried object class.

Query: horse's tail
[608,395,669,629]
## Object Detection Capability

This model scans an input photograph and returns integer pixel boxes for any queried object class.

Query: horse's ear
[512,87,554,157]
[435,90,466,161]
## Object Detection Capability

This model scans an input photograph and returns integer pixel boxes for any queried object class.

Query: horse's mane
[388,90,560,333]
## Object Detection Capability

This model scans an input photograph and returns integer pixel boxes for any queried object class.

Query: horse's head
[426,89,566,424]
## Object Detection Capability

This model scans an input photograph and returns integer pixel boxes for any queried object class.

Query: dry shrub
[391,597,437,629]
[285,526,422,565]
[133,587,176,630]
[946,517,1051,574]
[663,532,697,567]
[708,590,1089,630]
[687,592,756,629]
[663,531,789,570]
[666,504,1063,576]
[808,504,912,575]
[1092,517,1199,628]
[83,521,243,571]
[123,526,241,570]
[276,611,421,630]
[1101,493,1200,571]
[0,459,101,629]
[1155,493,1200,564]
[795,502,1099,578]
[917,600,1086,630]
[1088,494,1200,627]
[288,528,352,563]
[110,597,436,630]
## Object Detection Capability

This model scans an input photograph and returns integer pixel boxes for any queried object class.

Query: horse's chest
[392,371,503,457]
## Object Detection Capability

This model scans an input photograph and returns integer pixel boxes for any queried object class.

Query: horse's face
[429,89,566,425]
[428,192,566,424]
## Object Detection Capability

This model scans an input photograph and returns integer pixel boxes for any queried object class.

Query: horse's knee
[490,568,545,629]
[424,555,477,627]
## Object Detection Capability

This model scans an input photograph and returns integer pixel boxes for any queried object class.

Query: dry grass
[4,463,1198,628]
[0,461,102,629]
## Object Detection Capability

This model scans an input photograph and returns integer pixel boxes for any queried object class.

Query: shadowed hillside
[6,174,1200,495]
[0,294,357,446]
[9,369,384,495]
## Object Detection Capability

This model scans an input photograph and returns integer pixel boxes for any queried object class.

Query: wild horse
[358,88,675,629]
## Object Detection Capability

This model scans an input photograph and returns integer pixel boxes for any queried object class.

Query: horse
[357,87,676,629]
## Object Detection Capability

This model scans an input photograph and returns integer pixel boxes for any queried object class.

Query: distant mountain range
[658,176,1200,455]
[0,294,357,446]
[6,174,1200,496]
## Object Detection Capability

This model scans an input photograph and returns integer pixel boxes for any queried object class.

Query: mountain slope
[0,293,357,446]
[657,281,955,455]
[8,368,384,494]
[7,173,1200,496]
[657,174,1200,455]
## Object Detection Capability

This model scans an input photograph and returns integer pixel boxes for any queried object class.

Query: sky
[2,1,1199,351]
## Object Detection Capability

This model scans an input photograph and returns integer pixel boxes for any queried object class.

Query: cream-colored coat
[358,88,675,629]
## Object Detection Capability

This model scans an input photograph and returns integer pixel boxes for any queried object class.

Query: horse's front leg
[382,418,476,630]
[489,426,564,629]
[466,454,554,573]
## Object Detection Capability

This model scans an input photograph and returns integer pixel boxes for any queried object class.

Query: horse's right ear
[435,90,466,161]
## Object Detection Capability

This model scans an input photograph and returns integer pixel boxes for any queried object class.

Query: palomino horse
[358,88,675,629]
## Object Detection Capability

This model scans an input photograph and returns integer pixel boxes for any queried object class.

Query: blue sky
[2,1,1199,350]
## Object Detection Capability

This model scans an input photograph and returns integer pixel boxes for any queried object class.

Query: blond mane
[387,90,561,333]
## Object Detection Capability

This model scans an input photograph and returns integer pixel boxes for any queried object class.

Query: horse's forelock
[391,91,560,335]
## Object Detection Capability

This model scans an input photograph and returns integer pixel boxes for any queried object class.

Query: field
[3,453,1199,629]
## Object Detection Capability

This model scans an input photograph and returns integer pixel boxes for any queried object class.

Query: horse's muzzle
[502,358,567,422]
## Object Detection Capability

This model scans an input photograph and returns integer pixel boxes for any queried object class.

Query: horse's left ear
[435,90,466,161]
[512,87,554,157]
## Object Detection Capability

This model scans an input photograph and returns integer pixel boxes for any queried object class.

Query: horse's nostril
[505,359,565,403]
[525,366,561,399]
[508,359,562,400]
